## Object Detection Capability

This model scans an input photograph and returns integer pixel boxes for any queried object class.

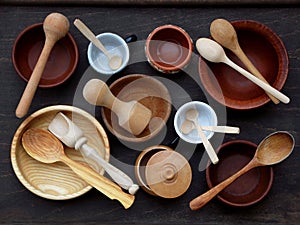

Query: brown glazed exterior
[12,23,78,88]
[199,20,289,109]
[206,140,274,207]
[145,25,193,73]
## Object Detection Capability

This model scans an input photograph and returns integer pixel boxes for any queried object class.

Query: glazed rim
[10,105,110,200]
[12,23,79,88]
[206,140,274,207]
[199,20,289,110]
[145,24,193,72]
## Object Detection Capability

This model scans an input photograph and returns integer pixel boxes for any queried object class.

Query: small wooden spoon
[181,120,240,134]
[196,38,290,104]
[189,131,294,210]
[16,12,70,118]
[22,128,135,209]
[186,109,219,164]
[210,18,279,104]
[74,19,122,70]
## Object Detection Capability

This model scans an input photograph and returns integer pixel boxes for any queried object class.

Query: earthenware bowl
[12,23,78,88]
[145,24,193,74]
[206,140,274,207]
[101,74,171,142]
[199,20,289,110]
[11,105,110,200]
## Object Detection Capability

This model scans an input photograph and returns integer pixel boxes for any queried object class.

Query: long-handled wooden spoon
[22,128,135,209]
[196,38,290,104]
[189,131,294,210]
[210,18,279,104]
[73,19,122,70]
[181,120,240,134]
[186,109,219,164]
[16,13,70,118]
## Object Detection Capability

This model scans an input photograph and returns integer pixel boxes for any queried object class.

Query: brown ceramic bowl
[199,20,289,109]
[206,140,274,207]
[145,25,193,73]
[12,23,78,88]
[101,74,171,142]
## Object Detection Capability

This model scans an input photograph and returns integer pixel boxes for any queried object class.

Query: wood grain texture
[0,5,299,225]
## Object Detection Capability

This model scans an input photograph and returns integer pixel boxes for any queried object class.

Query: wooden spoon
[210,18,279,104]
[22,128,135,209]
[181,120,240,134]
[189,131,294,210]
[186,109,219,164]
[196,38,290,104]
[73,19,122,70]
[15,13,70,118]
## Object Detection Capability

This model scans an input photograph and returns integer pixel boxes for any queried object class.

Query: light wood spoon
[181,120,240,134]
[196,38,290,104]
[190,131,294,210]
[186,109,219,164]
[210,18,279,104]
[15,13,70,118]
[74,19,122,70]
[22,128,135,209]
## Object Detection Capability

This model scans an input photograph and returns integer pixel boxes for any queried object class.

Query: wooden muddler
[83,79,152,136]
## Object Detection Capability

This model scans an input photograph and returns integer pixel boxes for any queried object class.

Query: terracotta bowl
[199,20,289,109]
[145,25,193,73]
[11,105,110,200]
[206,140,274,207]
[12,23,78,88]
[101,74,171,142]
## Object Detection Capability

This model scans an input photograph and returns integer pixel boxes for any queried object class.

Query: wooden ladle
[83,79,152,136]
[210,18,279,104]
[16,12,70,118]
[22,128,135,209]
[189,131,294,210]
[186,109,219,164]
[74,19,122,70]
[196,38,290,104]
[181,120,240,134]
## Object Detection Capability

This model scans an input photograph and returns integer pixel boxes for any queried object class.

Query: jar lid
[145,150,192,198]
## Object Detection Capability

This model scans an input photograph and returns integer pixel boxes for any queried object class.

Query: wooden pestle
[83,79,152,136]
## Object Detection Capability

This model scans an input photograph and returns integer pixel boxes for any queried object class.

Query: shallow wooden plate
[11,105,110,200]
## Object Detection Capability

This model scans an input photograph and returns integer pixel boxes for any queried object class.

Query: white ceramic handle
[224,56,290,104]
[201,126,240,134]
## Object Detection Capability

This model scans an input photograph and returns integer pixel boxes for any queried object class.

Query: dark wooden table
[0,3,299,225]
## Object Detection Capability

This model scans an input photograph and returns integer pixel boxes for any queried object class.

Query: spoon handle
[60,154,135,209]
[189,160,256,210]
[74,19,111,58]
[225,56,290,104]
[201,126,240,134]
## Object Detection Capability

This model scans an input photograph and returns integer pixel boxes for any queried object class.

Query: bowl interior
[146,25,192,71]
[88,33,129,75]
[11,105,110,200]
[206,140,273,207]
[174,101,217,144]
[101,74,171,142]
[12,23,78,88]
[199,20,288,109]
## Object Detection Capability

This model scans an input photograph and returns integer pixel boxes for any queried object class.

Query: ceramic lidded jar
[135,145,192,198]
[145,25,193,74]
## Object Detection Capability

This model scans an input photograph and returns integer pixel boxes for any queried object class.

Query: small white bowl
[174,101,217,144]
[87,32,129,75]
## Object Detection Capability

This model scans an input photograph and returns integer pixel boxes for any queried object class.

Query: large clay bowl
[11,105,110,200]
[199,20,289,110]
[101,74,171,142]
[206,140,274,207]
[12,23,78,88]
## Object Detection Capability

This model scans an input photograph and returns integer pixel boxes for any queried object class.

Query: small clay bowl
[101,74,171,142]
[11,105,110,200]
[206,140,274,207]
[145,25,193,74]
[199,20,289,109]
[174,101,217,144]
[12,23,78,88]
